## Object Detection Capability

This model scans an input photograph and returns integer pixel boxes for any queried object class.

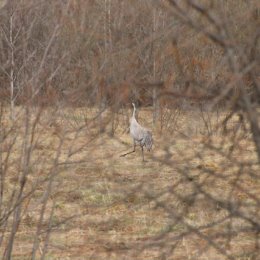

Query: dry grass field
[0,0,259,259]
[0,106,259,260]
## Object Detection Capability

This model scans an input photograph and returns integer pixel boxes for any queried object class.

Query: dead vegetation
[0,106,259,260]
[0,0,259,259]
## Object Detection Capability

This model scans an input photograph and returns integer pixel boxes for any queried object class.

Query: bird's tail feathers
[144,131,153,151]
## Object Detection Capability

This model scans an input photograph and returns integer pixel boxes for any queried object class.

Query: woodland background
[0,1,259,259]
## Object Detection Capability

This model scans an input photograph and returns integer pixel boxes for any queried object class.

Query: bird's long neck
[132,105,136,118]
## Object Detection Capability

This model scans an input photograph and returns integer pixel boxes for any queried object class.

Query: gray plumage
[121,103,153,161]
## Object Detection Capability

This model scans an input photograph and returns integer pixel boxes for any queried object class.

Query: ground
[0,106,259,259]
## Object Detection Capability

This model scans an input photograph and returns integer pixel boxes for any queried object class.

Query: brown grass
[1,106,259,260]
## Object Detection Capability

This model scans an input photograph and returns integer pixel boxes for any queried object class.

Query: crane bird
[120,103,153,161]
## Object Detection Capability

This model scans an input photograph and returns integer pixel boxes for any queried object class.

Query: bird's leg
[120,140,136,157]
[141,146,144,162]
[120,150,135,157]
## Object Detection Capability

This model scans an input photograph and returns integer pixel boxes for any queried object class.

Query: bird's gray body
[129,103,153,160]
[120,103,153,161]
[130,116,153,151]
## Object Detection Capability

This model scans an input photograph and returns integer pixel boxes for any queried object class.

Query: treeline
[0,0,259,109]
